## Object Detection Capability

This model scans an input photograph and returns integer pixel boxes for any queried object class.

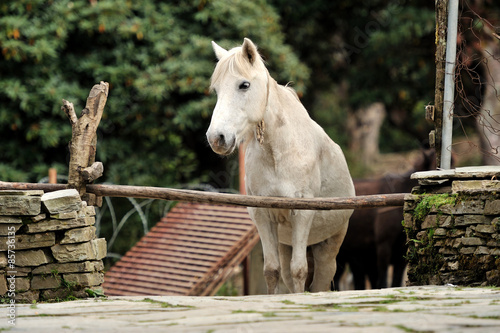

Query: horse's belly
[277,209,352,246]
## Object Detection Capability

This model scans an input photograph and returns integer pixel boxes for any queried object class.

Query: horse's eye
[239,81,250,90]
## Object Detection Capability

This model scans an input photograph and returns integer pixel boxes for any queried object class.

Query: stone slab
[63,272,104,287]
[60,226,96,244]
[4,286,500,332]
[40,287,89,301]
[459,237,485,246]
[452,180,500,194]
[484,200,500,215]
[0,274,6,295]
[455,215,492,226]
[0,195,41,216]
[0,216,22,224]
[475,246,490,255]
[421,214,452,229]
[30,213,46,222]
[41,189,82,214]
[476,224,496,234]
[50,210,82,220]
[25,216,95,233]
[15,277,30,291]
[0,266,31,277]
[91,238,107,260]
[411,169,454,180]
[437,200,485,214]
[31,275,61,290]
[433,228,447,237]
[32,261,104,275]
[417,178,450,186]
[15,249,54,267]
[0,232,56,251]
[14,289,40,303]
[0,252,6,268]
[0,223,22,236]
[490,248,500,255]
[51,238,106,263]
[412,166,500,180]
[84,205,96,217]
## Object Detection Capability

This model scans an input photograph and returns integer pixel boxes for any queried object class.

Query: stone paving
[2,286,500,332]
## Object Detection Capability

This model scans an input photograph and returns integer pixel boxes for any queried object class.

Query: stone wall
[404,172,500,287]
[0,189,106,302]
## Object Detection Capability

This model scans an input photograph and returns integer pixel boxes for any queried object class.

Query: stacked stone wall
[0,189,106,302]
[404,179,500,287]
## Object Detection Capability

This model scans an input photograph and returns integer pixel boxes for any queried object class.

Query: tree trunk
[348,102,386,166]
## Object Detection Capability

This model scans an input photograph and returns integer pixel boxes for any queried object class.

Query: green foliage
[215,280,240,296]
[0,0,309,186]
[85,288,106,299]
[346,4,435,109]
[271,0,436,151]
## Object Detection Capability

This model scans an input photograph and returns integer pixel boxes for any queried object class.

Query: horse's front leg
[250,208,280,294]
[290,210,314,293]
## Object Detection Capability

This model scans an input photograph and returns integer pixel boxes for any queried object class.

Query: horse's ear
[242,38,259,65]
[212,41,228,60]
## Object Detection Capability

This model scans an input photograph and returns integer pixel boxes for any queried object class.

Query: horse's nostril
[218,134,225,145]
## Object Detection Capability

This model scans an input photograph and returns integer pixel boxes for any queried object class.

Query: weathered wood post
[62,81,109,205]
[430,0,449,169]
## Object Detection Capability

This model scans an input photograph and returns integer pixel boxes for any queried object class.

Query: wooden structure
[103,202,259,296]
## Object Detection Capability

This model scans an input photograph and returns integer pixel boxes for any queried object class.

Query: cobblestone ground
[2,286,500,332]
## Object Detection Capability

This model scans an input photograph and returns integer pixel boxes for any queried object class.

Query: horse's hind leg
[310,229,347,292]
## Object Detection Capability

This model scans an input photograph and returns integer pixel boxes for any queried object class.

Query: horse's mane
[284,82,300,102]
[210,46,264,91]
[210,46,301,104]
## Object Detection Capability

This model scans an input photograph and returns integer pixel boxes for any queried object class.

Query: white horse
[206,38,355,294]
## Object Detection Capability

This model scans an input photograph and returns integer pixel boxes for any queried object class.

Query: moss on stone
[413,194,457,223]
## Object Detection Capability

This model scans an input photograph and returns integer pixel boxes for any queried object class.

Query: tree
[271,0,436,171]
[457,0,500,165]
[0,0,310,260]
[0,0,309,187]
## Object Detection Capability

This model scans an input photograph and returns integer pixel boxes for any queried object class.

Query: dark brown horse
[334,149,435,290]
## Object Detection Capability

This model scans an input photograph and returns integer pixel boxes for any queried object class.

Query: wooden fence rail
[0,181,406,210]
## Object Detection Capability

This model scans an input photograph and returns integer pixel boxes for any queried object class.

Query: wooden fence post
[62,81,109,205]
[48,168,57,184]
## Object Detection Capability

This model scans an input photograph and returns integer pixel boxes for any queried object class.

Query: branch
[82,162,104,183]
[61,99,78,125]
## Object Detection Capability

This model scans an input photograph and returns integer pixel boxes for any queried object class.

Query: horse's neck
[247,79,313,172]
[257,80,302,148]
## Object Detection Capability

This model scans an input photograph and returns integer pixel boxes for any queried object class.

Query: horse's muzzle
[207,131,236,156]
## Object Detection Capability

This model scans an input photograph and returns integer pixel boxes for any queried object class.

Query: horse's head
[206,38,269,155]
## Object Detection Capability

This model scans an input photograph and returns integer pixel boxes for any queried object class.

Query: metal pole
[441,0,459,169]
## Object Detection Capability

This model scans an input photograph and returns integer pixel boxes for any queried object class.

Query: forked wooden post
[62,81,109,205]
